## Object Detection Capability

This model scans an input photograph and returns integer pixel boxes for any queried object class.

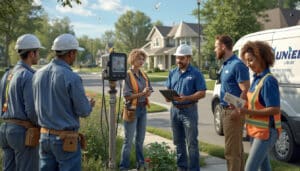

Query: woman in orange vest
[233,41,281,171]
[119,49,153,170]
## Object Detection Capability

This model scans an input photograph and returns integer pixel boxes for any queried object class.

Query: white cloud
[71,22,114,38]
[91,0,131,14]
[56,0,95,17]
[32,0,42,6]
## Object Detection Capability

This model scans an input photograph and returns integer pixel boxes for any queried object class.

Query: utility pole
[197,0,201,69]
[108,81,117,170]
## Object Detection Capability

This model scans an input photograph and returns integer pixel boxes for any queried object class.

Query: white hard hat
[51,33,84,51]
[174,44,192,56]
[15,34,44,50]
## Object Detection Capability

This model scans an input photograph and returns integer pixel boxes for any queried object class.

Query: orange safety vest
[2,70,13,112]
[127,69,150,108]
[246,73,281,140]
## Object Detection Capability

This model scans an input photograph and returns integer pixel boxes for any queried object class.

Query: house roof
[156,26,172,37]
[146,25,172,41]
[167,25,179,37]
[167,22,202,38]
[258,8,300,30]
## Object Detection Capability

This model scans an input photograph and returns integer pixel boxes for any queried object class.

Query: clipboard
[159,89,179,101]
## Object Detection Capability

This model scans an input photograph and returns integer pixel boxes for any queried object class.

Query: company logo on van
[274,47,300,60]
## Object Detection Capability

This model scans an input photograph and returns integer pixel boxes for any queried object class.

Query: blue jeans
[171,104,200,171]
[0,122,39,171]
[120,105,147,170]
[245,128,278,171]
[39,133,81,171]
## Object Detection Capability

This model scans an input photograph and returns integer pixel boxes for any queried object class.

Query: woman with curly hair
[233,41,281,171]
[119,49,153,171]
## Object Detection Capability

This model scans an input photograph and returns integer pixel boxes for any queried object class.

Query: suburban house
[142,21,202,71]
[258,8,300,30]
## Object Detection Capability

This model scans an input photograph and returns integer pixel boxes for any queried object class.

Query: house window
[153,38,160,47]
[180,39,190,45]
[168,39,174,46]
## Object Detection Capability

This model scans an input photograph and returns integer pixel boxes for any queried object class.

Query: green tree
[42,17,75,61]
[0,0,43,66]
[78,36,104,66]
[57,0,81,7]
[193,0,268,65]
[153,20,163,26]
[193,0,300,66]
[114,10,152,54]
[101,30,116,48]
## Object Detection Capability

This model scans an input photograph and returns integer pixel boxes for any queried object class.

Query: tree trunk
[4,34,11,67]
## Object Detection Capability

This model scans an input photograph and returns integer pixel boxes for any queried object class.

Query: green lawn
[146,127,300,171]
[206,80,216,91]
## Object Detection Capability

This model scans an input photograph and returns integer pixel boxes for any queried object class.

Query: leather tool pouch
[122,108,136,122]
[25,127,40,147]
[60,133,78,152]
[79,133,87,150]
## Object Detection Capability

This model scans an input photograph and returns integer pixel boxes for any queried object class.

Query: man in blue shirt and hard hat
[32,33,95,171]
[0,34,44,171]
[165,44,206,171]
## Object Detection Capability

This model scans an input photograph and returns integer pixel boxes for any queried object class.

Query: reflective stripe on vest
[127,70,149,108]
[246,73,281,139]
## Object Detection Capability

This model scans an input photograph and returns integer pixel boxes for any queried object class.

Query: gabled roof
[156,26,172,37]
[167,22,202,38]
[258,8,300,30]
[167,25,178,37]
[146,25,172,41]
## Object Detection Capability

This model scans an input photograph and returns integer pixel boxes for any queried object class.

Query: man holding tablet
[165,44,206,171]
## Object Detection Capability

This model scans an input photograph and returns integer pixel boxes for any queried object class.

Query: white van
[211,25,300,162]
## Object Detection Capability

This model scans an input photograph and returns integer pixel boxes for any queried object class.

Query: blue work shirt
[220,55,249,107]
[0,61,37,125]
[249,68,280,107]
[32,58,92,131]
[165,64,206,105]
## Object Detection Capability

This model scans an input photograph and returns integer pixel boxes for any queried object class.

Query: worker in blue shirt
[214,35,250,171]
[32,33,95,171]
[165,44,206,171]
[0,34,44,171]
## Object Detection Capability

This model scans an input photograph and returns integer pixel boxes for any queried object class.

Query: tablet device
[159,89,179,101]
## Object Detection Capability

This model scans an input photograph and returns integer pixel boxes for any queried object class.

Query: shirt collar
[175,64,192,73]
[16,60,35,73]
[253,68,270,79]
[52,58,72,71]
[223,54,237,65]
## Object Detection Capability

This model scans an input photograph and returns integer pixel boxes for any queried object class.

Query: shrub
[144,142,176,170]
[153,67,161,72]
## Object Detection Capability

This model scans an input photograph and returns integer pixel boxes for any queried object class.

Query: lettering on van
[274,47,300,60]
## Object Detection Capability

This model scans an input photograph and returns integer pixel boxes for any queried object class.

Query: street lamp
[197,0,201,69]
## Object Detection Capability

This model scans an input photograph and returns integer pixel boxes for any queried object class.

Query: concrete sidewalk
[118,126,227,171]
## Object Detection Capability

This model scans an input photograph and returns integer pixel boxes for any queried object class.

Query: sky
[33,0,201,39]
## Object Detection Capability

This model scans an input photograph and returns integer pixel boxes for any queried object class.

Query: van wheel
[213,104,224,135]
[272,122,300,162]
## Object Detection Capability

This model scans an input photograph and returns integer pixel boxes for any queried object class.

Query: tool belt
[3,119,40,147]
[122,107,136,122]
[41,127,87,152]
